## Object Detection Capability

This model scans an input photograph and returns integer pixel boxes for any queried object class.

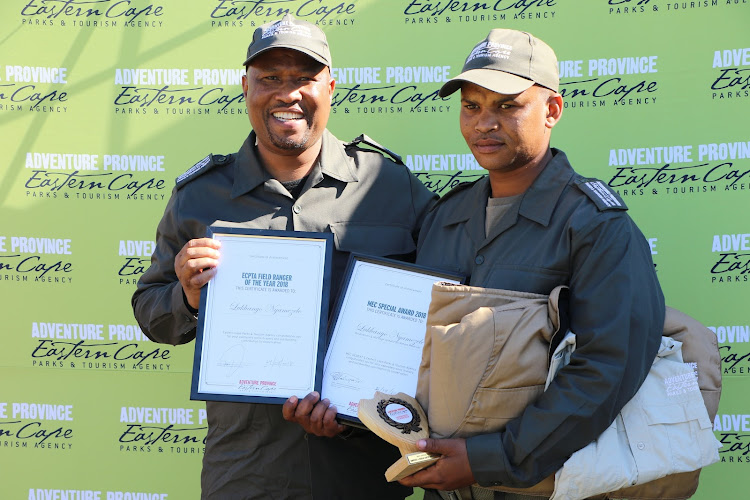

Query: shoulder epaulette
[345,134,404,165]
[175,153,233,189]
[575,177,627,211]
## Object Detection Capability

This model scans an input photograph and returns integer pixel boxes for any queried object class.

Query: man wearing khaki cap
[133,14,435,499]
[401,29,665,499]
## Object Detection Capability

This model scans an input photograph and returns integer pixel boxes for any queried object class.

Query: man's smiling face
[243,48,335,158]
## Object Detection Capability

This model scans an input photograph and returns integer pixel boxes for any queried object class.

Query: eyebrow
[251,62,326,73]
[461,94,516,105]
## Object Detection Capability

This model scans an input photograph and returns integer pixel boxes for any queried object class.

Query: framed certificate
[321,254,464,424]
[191,226,333,404]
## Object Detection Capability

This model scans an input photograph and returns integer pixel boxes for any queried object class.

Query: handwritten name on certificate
[322,257,462,420]
[192,229,331,403]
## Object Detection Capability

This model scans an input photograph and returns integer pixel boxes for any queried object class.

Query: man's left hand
[398,438,476,491]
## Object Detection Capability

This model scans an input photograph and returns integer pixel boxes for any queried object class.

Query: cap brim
[439,69,535,97]
[243,45,329,68]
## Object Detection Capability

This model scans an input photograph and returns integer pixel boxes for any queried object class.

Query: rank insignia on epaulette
[176,155,212,186]
[577,179,627,211]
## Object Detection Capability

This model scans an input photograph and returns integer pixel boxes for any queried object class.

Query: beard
[264,112,313,152]
[269,129,312,151]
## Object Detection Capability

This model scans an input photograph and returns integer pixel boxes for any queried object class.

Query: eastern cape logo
[22,152,168,202]
[118,240,155,285]
[330,65,452,115]
[209,0,357,27]
[558,55,659,109]
[711,47,750,100]
[404,153,485,173]
[19,0,165,28]
[402,0,558,23]
[405,153,485,195]
[0,236,73,284]
[605,141,750,197]
[0,66,69,113]
[29,319,171,371]
[0,402,74,451]
[118,406,207,454]
[710,233,750,284]
[711,324,750,376]
[413,171,487,196]
[607,0,657,14]
[113,68,246,115]
[606,0,745,15]
[29,322,156,369]
[714,413,750,463]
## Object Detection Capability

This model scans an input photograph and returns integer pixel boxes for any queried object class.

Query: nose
[275,80,304,104]
[475,109,499,133]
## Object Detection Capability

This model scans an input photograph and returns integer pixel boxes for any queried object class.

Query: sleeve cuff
[183,291,199,317]
[466,432,508,488]
[172,283,198,327]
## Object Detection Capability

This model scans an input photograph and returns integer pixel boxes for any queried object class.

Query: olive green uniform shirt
[132,129,437,499]
[416,149,664,492]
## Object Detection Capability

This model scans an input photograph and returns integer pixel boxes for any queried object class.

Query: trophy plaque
[358,391,441,482]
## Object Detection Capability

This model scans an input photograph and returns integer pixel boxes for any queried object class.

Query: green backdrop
[1,0,748,498]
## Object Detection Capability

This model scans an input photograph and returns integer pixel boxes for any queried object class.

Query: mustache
[267,104,311,126]
[474,135,503,142]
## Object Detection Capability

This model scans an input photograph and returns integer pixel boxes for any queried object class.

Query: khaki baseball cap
[243,14,332,68]
[439,29,559,97]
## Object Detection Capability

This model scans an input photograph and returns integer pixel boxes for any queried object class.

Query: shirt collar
[230,130,357,199]
[442,149,574,228]
[318,129,358,183]
[517,149,574,227]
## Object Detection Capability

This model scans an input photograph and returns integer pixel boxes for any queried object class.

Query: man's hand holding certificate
[283,255,462,437]
[191,227,333,404]
[322,256,462,423]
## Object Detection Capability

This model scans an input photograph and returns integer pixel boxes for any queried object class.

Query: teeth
[273,111,303,121]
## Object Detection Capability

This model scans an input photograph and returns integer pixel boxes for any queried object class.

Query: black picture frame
[190,225,333,405]
[323,253,465,426]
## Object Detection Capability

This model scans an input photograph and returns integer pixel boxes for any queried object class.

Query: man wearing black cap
[400,29,665,499]
[132,14,436,499]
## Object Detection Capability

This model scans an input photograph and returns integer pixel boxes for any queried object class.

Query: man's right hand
[282,392,346,438]
[174,238,221,309]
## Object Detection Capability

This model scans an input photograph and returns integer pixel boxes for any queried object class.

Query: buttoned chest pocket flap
[329,222,415,257]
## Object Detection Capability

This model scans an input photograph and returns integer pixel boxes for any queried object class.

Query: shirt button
[637,442,645,450]
[292,205,301,214]
[475,255,485,265]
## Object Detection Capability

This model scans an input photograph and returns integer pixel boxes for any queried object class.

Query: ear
[242,73,249,99]
[546,93,563,129]
[327,69,336,97]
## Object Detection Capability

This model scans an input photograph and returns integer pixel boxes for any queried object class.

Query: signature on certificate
[228,303,302,317]
[264,356,295,369]
[229,303,263,314]
[330,371,362,384]
[217,344,245,377]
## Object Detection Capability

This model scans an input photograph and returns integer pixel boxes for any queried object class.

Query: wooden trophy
[358,391,441,482]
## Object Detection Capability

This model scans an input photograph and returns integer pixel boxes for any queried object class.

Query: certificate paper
[322,255,463,422]
[191,227,332,404]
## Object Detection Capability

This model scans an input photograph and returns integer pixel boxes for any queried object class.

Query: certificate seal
[377,397,422,434]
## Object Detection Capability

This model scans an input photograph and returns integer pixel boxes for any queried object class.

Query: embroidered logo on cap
[467,41,512,63]
[262,21,312,40]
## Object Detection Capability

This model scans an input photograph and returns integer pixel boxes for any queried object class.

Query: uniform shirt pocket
[329,222,416,257]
